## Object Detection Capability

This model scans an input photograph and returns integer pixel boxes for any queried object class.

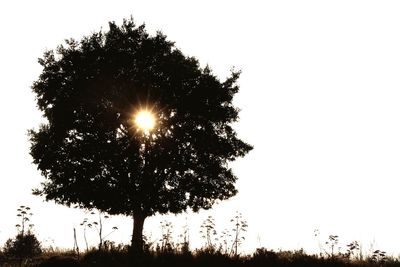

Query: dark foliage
[249,249,355,267]
[82,250,129,267]
[1,246,400,267]
[29,17,252,250]
[195,250,239,267]
[0,250,6,265]
[75,248,394,267]
[37,256,82,267]
[3,233,42,260]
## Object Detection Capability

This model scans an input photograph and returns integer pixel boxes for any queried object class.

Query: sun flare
[134,110,155,132]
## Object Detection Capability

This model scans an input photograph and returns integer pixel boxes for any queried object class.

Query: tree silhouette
[29,18,252,253]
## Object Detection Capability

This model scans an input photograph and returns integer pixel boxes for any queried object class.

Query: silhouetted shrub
[252,248,279,265]
[3,232,42,260]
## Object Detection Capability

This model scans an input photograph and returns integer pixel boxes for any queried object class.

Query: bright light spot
[134,110,155,132]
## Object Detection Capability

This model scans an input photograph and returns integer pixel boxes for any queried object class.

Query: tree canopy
[29,18,252,250]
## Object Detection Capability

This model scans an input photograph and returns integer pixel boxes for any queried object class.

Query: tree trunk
[131,213,146,255]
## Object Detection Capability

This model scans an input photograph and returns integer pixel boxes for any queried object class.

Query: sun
[134,110,155,132]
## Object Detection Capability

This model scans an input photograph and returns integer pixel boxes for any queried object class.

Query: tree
[29,18,253,253]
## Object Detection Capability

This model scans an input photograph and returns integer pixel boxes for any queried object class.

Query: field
[1,245,399,267]
[2,208,397,267]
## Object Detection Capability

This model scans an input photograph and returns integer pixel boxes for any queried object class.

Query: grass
[2,209,399,266]
[1,245,400,267]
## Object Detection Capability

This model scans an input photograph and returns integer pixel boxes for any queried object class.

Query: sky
[1,0,400,256]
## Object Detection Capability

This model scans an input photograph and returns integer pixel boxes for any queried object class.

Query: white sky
[1,0,400,256]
